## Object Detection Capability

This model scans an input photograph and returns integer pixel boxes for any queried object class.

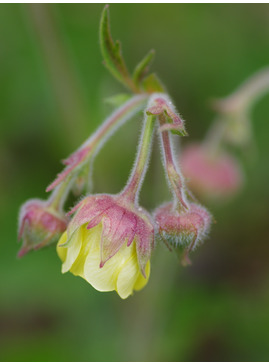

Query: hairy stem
[46,94,148,193]
[159,114,189,210]
[121,114,155,203]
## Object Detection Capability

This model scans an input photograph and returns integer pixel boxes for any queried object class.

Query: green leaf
[133,50,155,87]
[142,73,165,93]
[105,93,132,108]
[99,5,135,91]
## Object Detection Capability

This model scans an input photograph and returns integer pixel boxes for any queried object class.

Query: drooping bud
[18,199,68,257]
[180,143,244,200]
[155,202,211,265]
[57,194,154,299]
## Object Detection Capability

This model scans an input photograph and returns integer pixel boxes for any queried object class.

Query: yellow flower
[57,223,150,299]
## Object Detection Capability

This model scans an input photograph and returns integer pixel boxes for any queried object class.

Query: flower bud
[18,199,68,257]
[155,202,211,265]
[57,194,154,299]
[180,143,243,200]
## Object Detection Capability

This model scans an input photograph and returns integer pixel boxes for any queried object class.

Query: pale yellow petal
[83,248,119,292]
[70,224,101,277]
[62,228,82,273]
[57,231,68,262]
[116,241,144,299]
[133,261,150,291]
[83,224,127,292]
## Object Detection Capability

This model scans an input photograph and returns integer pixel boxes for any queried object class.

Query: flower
[18,199,68,257]
[57,194,154,299]
[180,143,243,200]
[155,202,211,265]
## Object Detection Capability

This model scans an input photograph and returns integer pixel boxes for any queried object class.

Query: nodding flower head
[180,143,243,200]
[57,194,154,299]
[155,202,211,265]
[18,199,68,258]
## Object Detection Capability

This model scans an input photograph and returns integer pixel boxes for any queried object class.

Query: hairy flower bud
[180,143,243,200]
[155,202,211,265]
[18,199,68,257]
[57,194,154,299]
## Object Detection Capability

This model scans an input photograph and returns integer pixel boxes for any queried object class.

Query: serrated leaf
[142,73,165,93]
[100,5,135,91]
[105,93,132,108]
[133,50,155,87]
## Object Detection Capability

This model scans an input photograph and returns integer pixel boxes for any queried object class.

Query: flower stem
[121,114,155,203]
[46,94,148,193]
[218,67,269,111]
[205,67,269,154]
[47,175,73,212]
[159,114,189,210]
[79,94,149,157]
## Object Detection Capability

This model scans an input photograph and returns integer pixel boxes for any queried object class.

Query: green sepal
[159,113,188,136]
[142,73,165,93]
[133,50,155,88]
[105,93,132,108]
[100,5,134,91]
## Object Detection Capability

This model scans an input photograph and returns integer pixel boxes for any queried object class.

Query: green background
[1,4,269,361]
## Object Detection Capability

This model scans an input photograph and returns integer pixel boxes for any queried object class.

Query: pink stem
[159,114,189,210]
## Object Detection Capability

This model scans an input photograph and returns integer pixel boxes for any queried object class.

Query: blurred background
[1,3,269,361]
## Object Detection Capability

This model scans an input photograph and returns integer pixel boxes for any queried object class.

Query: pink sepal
[18,199,68,257]
[66,194,154,275]
[155,202,211,252]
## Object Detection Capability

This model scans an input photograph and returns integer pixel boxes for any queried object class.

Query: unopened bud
[155,202,211,265]
[18,199,68,257]
[180,143,243,200]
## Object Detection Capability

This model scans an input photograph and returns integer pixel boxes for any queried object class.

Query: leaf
[142,73,165,93]
[100,5,135,91]
[133,50,155,87]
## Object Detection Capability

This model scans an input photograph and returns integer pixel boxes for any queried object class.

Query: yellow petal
[82,224,119,292]
[116,245,140,299]
[70,224,101,277]
[133,261,150,291]
[62,228,82,273]
[57,231,68,262]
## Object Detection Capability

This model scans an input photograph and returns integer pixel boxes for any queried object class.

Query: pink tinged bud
[180,144,244,200]
[63,194,154,277]
[146,95,187,136]
[155,202,211,264]
[18,199,68,257]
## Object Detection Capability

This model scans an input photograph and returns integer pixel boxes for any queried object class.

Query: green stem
[47,175,73,212]
[121,114,155,203]
[89,94,148,156]
[46,94,148,194]
[219,67,269,111]
[205,67,269,154]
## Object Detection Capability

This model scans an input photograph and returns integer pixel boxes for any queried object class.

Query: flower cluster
[17,6,214,299]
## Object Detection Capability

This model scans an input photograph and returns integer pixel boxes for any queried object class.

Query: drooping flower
[57,194,154,299]
[18,199,68,257]
[155,202,211,265]
[180,143,243,200]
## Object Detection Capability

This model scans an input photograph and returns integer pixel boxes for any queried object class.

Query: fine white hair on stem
[46,94,148,194]
[158,126,189,209]
[122,106,156,206]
